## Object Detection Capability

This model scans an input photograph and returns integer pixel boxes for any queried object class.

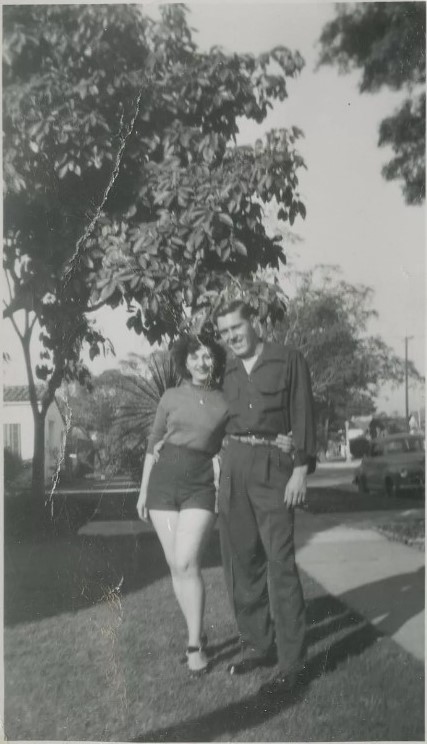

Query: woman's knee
[172,555,200,576]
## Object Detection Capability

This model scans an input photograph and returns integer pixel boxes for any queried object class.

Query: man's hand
[284,465,308,508]
[275,431,294,454]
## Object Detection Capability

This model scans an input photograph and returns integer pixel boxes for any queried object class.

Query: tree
[3,5,306,504]
[318,2,425,204]
[276,266,422,450]
[65,352,179,478]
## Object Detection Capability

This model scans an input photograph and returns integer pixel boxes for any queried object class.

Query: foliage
[65,351,179,476]
[4,448,24,484]
[3,4,306,493]
[349,437,370,459]
[276,266,422,446]
[318,2,425,204]
[4,3,306,345]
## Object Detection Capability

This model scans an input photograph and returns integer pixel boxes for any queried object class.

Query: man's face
[216,310,259,358]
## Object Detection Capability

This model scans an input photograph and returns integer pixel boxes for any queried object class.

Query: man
[215,299,316,694]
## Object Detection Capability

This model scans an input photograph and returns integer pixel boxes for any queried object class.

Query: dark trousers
[218,440,306,673]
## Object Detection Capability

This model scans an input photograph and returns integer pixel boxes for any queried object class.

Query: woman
[136,332,228,675]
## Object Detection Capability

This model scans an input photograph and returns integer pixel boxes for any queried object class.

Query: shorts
[146,443,216,512]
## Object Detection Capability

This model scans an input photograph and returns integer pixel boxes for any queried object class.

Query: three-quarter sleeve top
[222,343,317,473]
[146,383,229,457]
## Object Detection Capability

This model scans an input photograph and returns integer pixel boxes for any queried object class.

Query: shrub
[4,448,24,484]
[350,436,370,459]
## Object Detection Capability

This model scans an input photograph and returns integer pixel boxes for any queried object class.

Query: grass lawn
[4,518,424,743]
[307,485,425,514]
[376,517,425,550]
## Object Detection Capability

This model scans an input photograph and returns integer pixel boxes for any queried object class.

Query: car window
[384,440,406,455]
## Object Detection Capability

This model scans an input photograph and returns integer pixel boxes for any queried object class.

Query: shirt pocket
[255,366,287,412]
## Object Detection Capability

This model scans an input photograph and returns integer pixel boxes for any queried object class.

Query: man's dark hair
[214,300,254,322]
[172,332,226,388]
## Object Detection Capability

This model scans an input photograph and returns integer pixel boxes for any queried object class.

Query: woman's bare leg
[173,508,216,647]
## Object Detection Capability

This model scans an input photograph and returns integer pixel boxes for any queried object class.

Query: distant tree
[318,2,425,204]
[276,266,423,450]
[3,4,306,506]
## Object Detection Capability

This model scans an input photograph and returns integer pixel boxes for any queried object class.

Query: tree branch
[85,300,107,314]
[19,331,41,419]
[29,313,38,332]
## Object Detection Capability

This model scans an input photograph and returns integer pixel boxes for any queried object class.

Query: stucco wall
[3,399,66,480]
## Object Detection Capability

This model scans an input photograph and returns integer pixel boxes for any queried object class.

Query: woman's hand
[275,431,294,454]
[136,490,149,522]
[212,455,221,514]
[153,439,165,462]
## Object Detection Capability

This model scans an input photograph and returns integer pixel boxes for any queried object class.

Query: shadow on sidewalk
[339,566,425,637]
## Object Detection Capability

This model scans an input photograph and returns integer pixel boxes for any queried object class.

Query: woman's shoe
[180,633,208,664]
[186,645,209,675]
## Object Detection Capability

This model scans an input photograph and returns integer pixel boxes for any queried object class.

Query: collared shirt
[222,342,316,472]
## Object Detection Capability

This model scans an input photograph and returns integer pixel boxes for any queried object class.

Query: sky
[3,1,426,416]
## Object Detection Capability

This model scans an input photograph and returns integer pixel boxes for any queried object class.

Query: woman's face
[186,345,214,386]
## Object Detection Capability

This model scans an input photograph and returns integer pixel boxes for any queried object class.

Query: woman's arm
[136,453,155,521]
[137,394,169,520]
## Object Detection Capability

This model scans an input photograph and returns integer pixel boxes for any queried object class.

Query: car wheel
[385,478,399,498]
[357,475,368,494]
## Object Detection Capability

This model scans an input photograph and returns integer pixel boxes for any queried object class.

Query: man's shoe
[259,668,304,697]
[228,645,277,675]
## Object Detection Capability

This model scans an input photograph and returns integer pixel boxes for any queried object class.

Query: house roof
[3,384,45,402]
[4,384,68,424]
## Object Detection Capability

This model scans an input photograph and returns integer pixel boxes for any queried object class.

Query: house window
[4,423,22,457]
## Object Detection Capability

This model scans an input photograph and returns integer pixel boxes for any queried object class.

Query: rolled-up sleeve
[288,350,317,474]
[146,398,168,455]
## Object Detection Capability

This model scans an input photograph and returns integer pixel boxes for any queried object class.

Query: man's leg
[248,449,306,675]
[218,444,275,661]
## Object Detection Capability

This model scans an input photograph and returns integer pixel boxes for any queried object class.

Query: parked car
[354,433,425,498]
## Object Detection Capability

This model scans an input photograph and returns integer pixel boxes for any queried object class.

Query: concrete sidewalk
[295,509,425,661]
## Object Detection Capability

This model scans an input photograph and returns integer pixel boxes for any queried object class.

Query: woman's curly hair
[172,331,226,388]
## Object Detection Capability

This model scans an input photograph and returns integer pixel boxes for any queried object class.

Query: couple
[136,300,316,694]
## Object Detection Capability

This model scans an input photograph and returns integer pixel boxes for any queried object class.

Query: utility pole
[404,335,414,427]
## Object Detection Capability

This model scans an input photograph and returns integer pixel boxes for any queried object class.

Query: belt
[229,434,279,447]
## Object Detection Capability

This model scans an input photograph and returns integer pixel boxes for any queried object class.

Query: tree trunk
[7,312,58,536]
[29,411,53,535]
[323,416,330,451]
[32,412,46,501]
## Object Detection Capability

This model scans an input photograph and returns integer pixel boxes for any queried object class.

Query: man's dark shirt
[222,342,317,473]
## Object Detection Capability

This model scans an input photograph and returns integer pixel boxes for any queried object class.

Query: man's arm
[284,350,316,507]
[288,349,317,474]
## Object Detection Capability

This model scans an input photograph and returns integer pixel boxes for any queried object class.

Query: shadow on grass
[131,595,383,742]
[4,526,223,626]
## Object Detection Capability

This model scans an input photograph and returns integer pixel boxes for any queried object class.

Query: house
[3,385,67,482]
